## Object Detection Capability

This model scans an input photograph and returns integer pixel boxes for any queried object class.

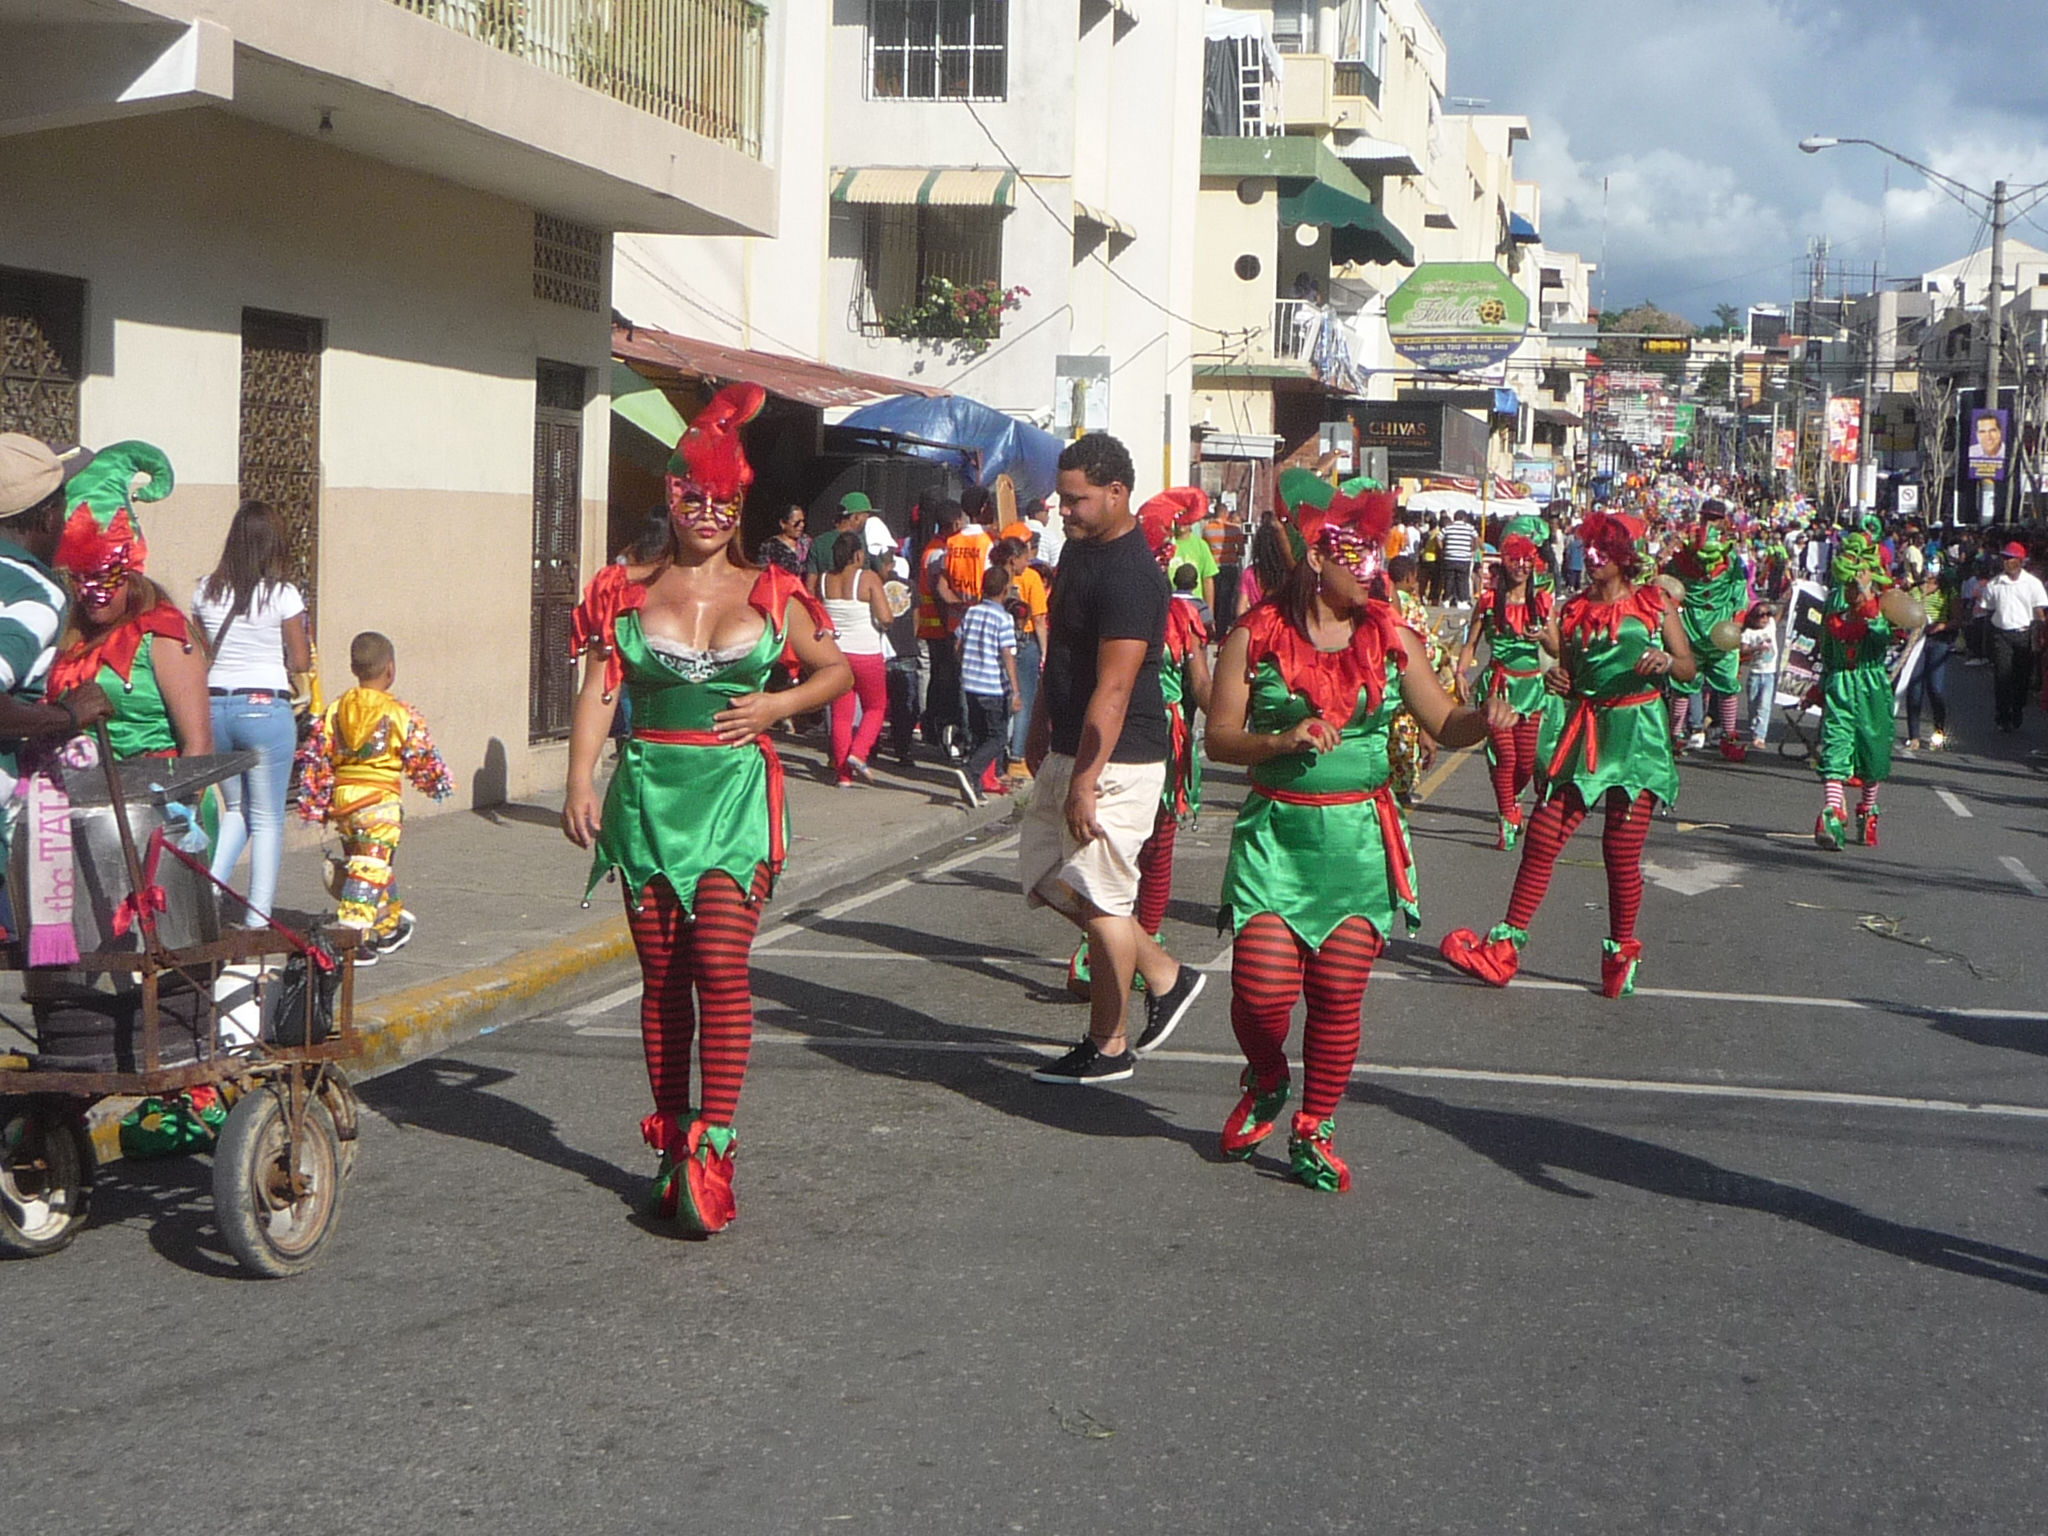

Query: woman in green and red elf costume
[1811,529,1896,850]
[1207,488,1507,1193]
[47,442,213,763]
[1439,509,1695,1000]
[1455,516,1554,851]
[562,384,852,1235]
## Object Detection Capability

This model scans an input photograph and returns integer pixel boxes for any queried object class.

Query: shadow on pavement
[85,1155,246,1279]
[1363,1083,2048,1296]
[360,1057,643,1211]
[748,967,1230,1163]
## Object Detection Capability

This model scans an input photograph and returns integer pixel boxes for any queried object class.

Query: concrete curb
[345,795,1019,1081]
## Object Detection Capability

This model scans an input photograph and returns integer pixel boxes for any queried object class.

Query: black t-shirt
[1042,524,1170,763]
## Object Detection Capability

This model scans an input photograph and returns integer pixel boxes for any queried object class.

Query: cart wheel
[0,1098,94,1258]
[213,1084,343,1278]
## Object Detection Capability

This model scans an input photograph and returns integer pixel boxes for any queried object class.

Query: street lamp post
[1799,137,2037,523]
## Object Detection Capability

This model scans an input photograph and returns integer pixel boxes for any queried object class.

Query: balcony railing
[1272,298,1319,363]
[390,0,766,156]
[1333,61,1380,106]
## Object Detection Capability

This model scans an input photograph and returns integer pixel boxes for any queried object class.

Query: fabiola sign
[1386,262,1529,373]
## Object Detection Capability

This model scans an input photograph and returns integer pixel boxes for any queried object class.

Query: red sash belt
[1544,688,1663,781]
[632,728,789,872]
[1251,780,1416,910]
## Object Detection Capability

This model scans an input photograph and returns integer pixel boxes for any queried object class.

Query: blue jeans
[1745,669,1778,744]
[1903,638,1951,741]
[1008,632,1041,761]
[208,694,298,922]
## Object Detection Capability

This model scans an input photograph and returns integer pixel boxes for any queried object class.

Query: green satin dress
[1219,653,1417,948]
[1479,597,1549,716]
[1537,590,1680,808]
[1160,601,1204,820]
[100,636,178,760]
[1814,588,1896,784]
[1671,550,1745,697]
[588,610,786,911]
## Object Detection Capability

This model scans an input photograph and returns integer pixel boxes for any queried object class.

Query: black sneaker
[1135,965,1205,1055]
[952,767,982,808]
[347,933,378,968]
[1031,1036,1136,1084]
[376,912,418,956]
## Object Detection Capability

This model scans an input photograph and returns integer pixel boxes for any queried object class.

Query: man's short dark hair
[1388,555,1418,583]
[1173,564,1199,593]
[959,485,991,520]
[933,500,964,534]
[0,485,64,540]
[1700,498,1728,519]
[1057,432,1135,492]
[981,567,1011,601]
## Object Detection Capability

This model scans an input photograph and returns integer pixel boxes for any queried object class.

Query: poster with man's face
[1969,409,2009,482]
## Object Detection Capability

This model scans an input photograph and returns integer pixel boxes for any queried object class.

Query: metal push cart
[0,735,360,1276]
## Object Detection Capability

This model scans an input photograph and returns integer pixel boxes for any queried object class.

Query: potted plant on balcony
[882,277,1030,356]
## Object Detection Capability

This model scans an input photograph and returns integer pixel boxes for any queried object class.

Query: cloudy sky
[1425,0,2048,322]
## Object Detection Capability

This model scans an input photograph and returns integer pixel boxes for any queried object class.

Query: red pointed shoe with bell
[1440,924,1525,987]
[1600,938,1642,999]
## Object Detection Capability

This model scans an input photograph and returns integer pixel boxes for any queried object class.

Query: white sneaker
[1685,732,1707,751]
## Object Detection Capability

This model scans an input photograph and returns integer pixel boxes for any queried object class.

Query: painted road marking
[1936,789,1973,819]
[1641,858,1744,897]
[754,832,1022,951]
[2000,856,2048,899]
[679,1032,2048,1123]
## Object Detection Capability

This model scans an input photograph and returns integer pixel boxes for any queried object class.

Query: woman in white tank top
[818,529,893,785]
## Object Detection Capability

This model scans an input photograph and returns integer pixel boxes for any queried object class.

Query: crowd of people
[557,388,2048,1235]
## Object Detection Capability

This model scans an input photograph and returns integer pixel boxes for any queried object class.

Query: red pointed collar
[1560,582,1666,648]
[49,594,190,696]
[1240,600,1407,730]
[1166,598,1209,662]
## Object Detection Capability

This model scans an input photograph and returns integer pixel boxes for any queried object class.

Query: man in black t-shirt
[1021,434,1205,1086]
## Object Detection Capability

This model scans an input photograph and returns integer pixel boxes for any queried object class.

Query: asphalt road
[12,664,2048,1535]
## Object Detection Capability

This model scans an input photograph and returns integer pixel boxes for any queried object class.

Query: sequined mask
[1320,528,1383,584]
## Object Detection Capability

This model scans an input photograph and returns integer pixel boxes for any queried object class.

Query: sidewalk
[267,732,1015,1074]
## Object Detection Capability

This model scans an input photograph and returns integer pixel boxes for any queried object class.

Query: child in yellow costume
[296,630,453,959]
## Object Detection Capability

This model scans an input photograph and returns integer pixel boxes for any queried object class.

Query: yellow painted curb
[349,913,636,1074]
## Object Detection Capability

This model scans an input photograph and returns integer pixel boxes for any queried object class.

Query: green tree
[1597,300,1695,336]
[1697,360,1732,399]
[1712,303,1742,338]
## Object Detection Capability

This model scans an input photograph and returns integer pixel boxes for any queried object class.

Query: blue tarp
[837,395,1064,508]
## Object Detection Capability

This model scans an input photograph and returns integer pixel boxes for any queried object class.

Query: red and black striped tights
[1503,788,1656,941]
[625,866,772,1125]
[1229,914,1383,1119]
[1134,806,1178,938]
[1486,714,1542,819]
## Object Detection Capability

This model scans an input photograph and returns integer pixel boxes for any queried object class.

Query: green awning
[1278,180,1415,268]
[610,361,687,448]
[1205,135,1415,267]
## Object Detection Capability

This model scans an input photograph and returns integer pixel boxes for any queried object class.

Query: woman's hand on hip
[713,692,780,743]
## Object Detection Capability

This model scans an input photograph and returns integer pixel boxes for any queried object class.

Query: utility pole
[1984,179,2008,523]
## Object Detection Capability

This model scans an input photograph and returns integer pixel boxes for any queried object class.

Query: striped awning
[1074,201,1137,241]
[831,167,1018,207]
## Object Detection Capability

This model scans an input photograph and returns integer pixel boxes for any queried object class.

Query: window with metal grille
[239,310,324,619]
[534,213,604,313]
[530,361,586,743]
[861,205,1006,329]
[1,266,85,442]
[869,0,1008,101]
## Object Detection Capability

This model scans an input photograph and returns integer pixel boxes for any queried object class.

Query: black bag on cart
[268,932,340,1048]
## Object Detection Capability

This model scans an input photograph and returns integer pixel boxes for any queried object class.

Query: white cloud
[1425,0,2048,319]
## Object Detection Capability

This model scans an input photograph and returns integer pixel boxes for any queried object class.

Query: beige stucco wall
[0,107,613,818]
